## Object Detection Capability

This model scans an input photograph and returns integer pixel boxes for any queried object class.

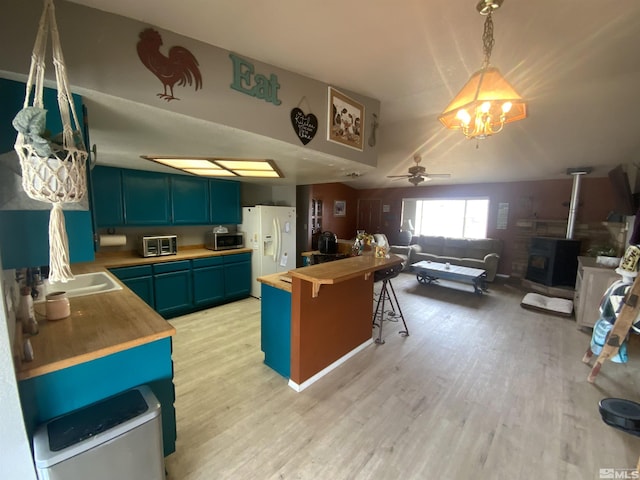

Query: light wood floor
[165,273,640,479]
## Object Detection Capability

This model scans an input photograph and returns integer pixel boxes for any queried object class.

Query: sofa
[389,235,502,282]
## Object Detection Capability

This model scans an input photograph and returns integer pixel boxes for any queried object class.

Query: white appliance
[33,386,164,480]
[240,206,296,298]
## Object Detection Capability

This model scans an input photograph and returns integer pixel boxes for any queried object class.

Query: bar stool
[372,264,409,344]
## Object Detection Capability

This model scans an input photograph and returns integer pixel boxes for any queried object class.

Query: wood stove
[525,237,581,287]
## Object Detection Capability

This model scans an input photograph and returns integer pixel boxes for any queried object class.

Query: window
[410,198,489,239]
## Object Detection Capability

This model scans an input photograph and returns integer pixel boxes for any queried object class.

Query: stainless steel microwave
[139,235,178,257]
[205,232,244,251]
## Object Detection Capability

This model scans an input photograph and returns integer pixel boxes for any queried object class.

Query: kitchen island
[16,247,250,457]
[259,253,403,391]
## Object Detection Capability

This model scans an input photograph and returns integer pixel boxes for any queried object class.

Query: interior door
[357,199,382,233]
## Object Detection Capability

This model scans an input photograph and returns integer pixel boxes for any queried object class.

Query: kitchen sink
[41,271,123,300]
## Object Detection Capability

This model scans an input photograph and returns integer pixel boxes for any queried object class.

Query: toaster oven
[138,235,178,257]
[205,232,244,251]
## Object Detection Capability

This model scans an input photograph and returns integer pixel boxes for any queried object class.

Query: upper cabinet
[171,176,210,225]
[91,166,241,227]
[210,179,241,225]
[92,166,124,227]
[123,170,171,225]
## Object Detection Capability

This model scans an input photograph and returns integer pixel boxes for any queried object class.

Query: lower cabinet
[153,260,193,318]
[124,276,155,308]
[109,265,155,308]
[19,338,177,457]
[224,253,251,299]
[261,284,291,378]
[574,256,620,329]
[192,257,225,307]
[109,252,251,319]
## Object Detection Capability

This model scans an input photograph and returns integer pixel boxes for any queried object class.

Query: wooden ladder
[582,273,640,382]
[582,274,640,472]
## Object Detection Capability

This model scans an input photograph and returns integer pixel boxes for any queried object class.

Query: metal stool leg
[374,279,389,344]
[387,279,409,337]
[372,283,386,328]
[373,278,409,344]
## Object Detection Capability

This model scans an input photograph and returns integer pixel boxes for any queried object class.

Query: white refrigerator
[240,206,296,298]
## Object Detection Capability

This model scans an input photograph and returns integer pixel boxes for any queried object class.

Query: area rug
[520,292,574,317]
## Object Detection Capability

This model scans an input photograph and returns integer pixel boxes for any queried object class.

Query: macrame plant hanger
[14,0,88,283]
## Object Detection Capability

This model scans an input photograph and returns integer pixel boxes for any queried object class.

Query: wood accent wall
[307,183,359,240]
[302,177,623,277]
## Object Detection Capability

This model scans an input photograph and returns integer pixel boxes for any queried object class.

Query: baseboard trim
[288,339,373,392]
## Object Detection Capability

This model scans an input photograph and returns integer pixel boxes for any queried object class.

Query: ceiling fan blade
[425,173,451,178]
[386,174,411,178]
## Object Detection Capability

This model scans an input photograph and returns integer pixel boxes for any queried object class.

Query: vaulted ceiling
[66,0,640,189]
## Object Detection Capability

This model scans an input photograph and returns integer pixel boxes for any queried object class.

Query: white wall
[241,184,296,208]
[0,254,37,479]
[0,0,380,170]
[241,184,275,208]
[272,186,296,207]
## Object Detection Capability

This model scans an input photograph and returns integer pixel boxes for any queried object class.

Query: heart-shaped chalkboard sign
[290,108,318,145]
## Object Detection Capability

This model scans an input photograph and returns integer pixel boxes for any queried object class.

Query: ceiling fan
[387,155,451,185]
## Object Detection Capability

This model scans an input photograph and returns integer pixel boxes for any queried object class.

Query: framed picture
[334,200,346,217]
[327,87,365,151]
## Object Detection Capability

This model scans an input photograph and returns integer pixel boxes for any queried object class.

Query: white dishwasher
[33,385,165,480]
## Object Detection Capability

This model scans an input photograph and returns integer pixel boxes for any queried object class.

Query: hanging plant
[12,0,88,283]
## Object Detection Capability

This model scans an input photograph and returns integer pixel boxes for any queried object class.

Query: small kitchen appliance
[138,235,177,257]
[318,231,338,254]
[205,231,244,251]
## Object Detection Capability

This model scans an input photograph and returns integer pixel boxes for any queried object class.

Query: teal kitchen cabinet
[224,252,251,299]
[109,265,155,308]
[122,169,170,225]
[261,284,291,378]
[210,179,241,225]
[91,166,124,227]
[91,167,241,227]
[153,260,192,318]
[171,175,210,225]
[18,338,176,457]
[110,253,250,318]
[192,256,225,307]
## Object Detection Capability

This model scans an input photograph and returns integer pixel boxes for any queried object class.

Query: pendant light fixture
[439,0,526,140]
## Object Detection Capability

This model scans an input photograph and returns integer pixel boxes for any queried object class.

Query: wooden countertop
[301,240,354,257]
[92,246,252,268]
[16,247,250,380]
[257,272,292,293]
[289,254,403,297]
[258,254,402,297]
[578,255,619,271]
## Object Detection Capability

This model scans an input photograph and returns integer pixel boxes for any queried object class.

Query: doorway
[357,199,381,233]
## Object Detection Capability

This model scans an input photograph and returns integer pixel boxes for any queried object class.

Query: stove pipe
[566,167,593,239]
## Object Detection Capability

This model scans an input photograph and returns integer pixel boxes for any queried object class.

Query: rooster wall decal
[136,28,203,102]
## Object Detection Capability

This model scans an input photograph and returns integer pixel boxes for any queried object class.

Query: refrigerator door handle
[273,217,280,262]
[277,217,282,262]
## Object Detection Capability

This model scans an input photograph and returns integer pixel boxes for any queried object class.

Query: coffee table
[412,260,488,295]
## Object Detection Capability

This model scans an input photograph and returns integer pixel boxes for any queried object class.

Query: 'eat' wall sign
[229,53,281,105]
